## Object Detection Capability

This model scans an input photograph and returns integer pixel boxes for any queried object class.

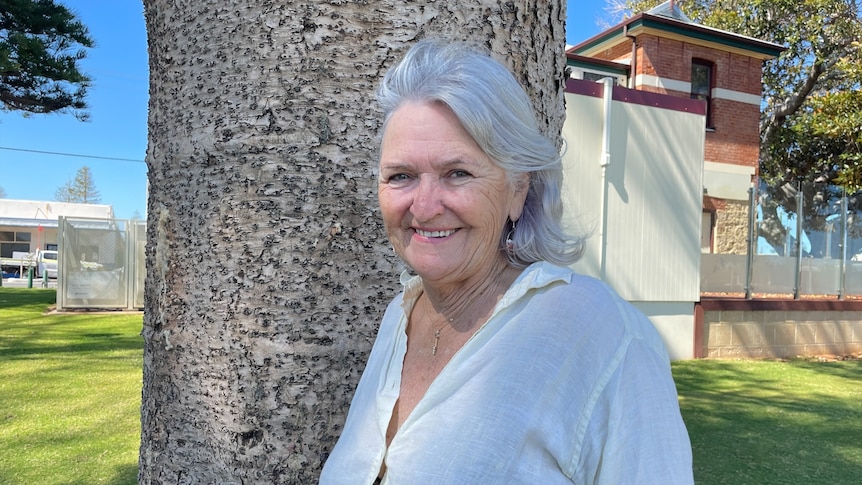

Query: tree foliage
[0,185,6,198]
[55,165,100,203]
[607,0,862,190]
[0,0,93,120]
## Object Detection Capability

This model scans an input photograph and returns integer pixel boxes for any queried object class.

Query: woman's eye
[450,170,471,178]
[388,173,411,183]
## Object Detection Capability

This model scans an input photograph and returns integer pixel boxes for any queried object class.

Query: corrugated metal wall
[561,80,704,359]
[562,81,704,304]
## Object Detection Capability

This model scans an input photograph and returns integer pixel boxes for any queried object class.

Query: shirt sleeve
[574,336,694,485]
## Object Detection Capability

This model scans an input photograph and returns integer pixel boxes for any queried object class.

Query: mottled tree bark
[139,1,566,483]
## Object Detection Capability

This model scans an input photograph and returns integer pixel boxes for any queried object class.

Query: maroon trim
[699,297,862,312]
[565,78,603,98]
[565,78,707,116]
[612,87,707,115]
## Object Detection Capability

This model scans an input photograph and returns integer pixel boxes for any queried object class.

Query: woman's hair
[376,38,584,267]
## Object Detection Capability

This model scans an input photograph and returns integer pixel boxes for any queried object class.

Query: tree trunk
[139,1,566,483]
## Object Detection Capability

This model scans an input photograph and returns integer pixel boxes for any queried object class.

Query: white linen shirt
[320,261,693,484]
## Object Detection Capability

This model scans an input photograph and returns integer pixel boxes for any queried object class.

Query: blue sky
[0,0,612,220]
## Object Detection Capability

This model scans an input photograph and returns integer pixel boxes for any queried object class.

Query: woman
[321,39,693,484]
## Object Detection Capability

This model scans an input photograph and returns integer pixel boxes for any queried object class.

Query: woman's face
[378,101,528,287]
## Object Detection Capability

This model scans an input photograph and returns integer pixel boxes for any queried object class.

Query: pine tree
[0,0,94,119]
[55,165,100,203]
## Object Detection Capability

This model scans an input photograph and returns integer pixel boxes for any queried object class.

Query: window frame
[691,58,715,130]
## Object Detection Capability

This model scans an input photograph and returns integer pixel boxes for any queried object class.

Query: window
[701,211,715,253]
[691,59,714,129]
[569,67,627,86]
[1,243,31,258]
[0,231,34,258]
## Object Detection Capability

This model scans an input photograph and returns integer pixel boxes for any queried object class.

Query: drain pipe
[599,76,614,281]
[625,25,637,89]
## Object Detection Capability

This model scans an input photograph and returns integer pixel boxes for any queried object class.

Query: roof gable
[570,1,785,61]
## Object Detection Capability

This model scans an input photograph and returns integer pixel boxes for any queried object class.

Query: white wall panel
[562,83,704,303]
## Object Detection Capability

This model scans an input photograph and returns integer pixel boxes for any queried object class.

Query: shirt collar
[398,261,574,314]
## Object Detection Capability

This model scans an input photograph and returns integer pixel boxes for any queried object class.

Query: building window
[701,211,715,253]
[691,59,714,129]
[569,67,627,86]
[0,231,33,258]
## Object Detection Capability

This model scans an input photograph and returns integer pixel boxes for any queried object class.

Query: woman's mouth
[415,229,457,238]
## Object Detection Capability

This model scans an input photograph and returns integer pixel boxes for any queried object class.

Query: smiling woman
[377,101,528,287]
[320,39,695,484]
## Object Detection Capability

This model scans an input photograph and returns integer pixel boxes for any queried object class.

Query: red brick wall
[707,99,760,168]
[626,34,763,169]
[592,42,632,63]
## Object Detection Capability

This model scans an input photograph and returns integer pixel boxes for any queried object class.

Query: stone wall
[714,199,749,255]
[700,300,862,358]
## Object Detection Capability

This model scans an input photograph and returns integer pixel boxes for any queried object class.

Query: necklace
[421,265,518,357]
[430,317,453,356]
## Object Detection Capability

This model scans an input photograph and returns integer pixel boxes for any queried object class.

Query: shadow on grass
[673,360,862,485]
[45,463,137,485]
[0,321,143,359]
[0,287,56,310]
[1,288,142,360]
[108,463,138,485]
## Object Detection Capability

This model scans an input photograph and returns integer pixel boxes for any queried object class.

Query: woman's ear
[509,173,530,221]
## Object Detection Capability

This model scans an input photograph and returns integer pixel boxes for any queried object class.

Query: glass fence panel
[700,253,746,293]
[845,212,862,295]
[133,221,146,309]
[798,190,841,296]
[750,255,796,294]
[699,183,862,298]
[755,194,799,258]
[60,218,129,309]
[799,258,841,296]
[845,261,862,295]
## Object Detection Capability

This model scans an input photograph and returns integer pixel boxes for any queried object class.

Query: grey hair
[377,38,584,267]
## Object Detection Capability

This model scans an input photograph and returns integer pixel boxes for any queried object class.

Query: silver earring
[506,220,516,252]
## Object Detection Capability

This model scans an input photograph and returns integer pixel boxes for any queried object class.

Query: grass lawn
[0,288,142,485]
[2,287,861,484]
[674,358,862,484]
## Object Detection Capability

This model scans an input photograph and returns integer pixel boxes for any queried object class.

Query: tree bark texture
[140,1,566,483]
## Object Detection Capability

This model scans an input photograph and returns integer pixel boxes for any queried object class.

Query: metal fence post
[840,194,848,300]
[745,183,755,299]
[793,184,803,299]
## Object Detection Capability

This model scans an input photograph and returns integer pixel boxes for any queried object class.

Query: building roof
[569,0,786,61]
[0,199,114,228]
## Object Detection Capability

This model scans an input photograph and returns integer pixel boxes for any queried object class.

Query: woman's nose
[411,176,445,220]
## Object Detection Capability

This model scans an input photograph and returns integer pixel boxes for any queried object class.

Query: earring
[506,220,516,252]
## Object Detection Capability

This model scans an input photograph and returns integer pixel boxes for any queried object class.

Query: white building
[0,199,114,256]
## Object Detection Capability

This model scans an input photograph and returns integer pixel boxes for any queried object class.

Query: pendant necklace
[431,317,452,356]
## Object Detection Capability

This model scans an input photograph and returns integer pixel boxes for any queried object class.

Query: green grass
[0,288,142,485]
[2,287,860,484]
[673,358,862,484]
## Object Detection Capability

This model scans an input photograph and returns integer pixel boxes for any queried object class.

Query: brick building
[567,1,784,256]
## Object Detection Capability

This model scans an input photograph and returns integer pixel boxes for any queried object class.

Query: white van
[36,250,58,279]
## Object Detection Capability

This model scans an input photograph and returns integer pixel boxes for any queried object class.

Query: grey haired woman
[320,38,693,485]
